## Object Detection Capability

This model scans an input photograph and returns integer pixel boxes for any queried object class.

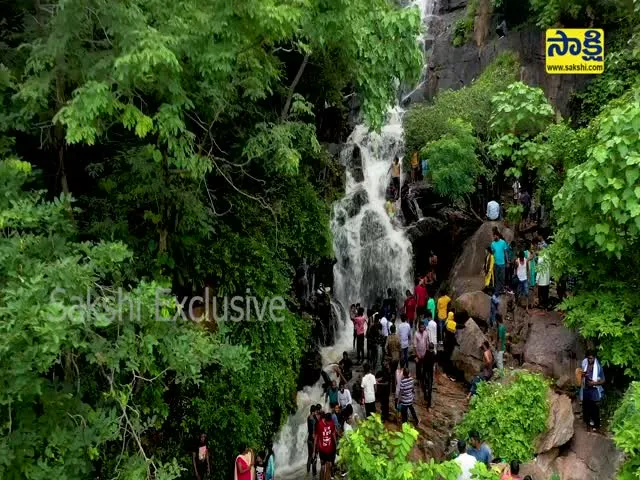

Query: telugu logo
[545,29,604,74]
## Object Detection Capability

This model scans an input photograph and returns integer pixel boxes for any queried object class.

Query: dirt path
[385,368,469,462]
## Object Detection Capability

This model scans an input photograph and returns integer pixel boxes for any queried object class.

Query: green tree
[423,120,486,202]
[489,81,555,179]
[456,371,550,463]
[0,158,249,479]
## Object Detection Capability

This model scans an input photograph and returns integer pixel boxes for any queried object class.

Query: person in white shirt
[338,383,352,409]
[536,253,551,309]
[454,440,478,480]
[397,314,411,368]
[426,313,438,353]
[486,200,500,220]
[380,315,390,340]
[512,179,521,201]
[361,363,377,418]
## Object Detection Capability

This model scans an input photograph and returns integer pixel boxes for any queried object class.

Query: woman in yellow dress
[484,245,495,290]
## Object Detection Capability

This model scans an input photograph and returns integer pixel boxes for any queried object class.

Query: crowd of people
[197,214,604,480]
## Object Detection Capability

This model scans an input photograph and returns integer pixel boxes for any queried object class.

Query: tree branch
[280,53,309,121]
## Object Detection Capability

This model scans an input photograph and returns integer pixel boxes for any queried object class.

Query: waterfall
[272,1,435,476]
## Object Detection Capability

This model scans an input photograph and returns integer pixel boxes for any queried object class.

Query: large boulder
[523,311,584,379]
[454,291,491,323]
[451,318,489,382]
[521,448,559,480]
[540,421,626,480]
[449,221,513,297]
[535,392,574,454]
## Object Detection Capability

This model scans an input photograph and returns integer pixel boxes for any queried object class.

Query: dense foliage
[612,381,640,479]
[456,372,550,463]
[422,120,485,201]
[338,415,500,480]
[0,159,251,479]
[0,0,423,478]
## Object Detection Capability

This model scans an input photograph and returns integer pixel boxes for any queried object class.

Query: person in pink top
[352,307,367,364]
[415,277,427,319]
[234,448,254,480]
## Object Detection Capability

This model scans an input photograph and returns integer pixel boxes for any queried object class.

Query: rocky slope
[411,0,593,114]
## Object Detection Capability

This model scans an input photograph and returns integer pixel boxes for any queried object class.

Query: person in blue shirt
[467,430,493,466]
[491,227,509,294]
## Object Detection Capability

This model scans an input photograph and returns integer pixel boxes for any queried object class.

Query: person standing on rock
[484,245,495,292]
[361,363,377,418]
[414,322,429,390]
[397,314,412,369]
[306,406,318,477]
[415,277,428,319]
[427,294,436,323]
[404,290,417,328]
[376,360,392,422]
[442,312,458,382]
[423,342,436,409]
[496,314,507,371]
[580,351,605,432]
[536,252,550,310]
[352,308,367,364]
[389,157,401,200]
[386,324,401,392]
[398,367,420,425]
[437,293,451,344]
[515,250,529,312]
[491,228,509,295]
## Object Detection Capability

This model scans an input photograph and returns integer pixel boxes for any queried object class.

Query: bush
[339,415,499,480]
[456,371,550,463]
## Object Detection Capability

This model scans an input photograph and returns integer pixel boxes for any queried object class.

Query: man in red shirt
[352,307,367,364]
[415,277,427,319]
[314,412,337,480]
[403,290,417,327]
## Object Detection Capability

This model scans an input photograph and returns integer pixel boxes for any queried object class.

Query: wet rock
[344,188,369,218]
[451,318,489,382]
[345,144,364,183]
[523,311,584,379]
[437,0,468,13]
[454,290,490,323]
[535,392,574,454]
[449,221,514,297]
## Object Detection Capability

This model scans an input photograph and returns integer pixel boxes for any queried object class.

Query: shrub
[339,415,500,480]
[456,371,550,463]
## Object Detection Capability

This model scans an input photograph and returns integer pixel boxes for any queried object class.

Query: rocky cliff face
[415,0,593,114]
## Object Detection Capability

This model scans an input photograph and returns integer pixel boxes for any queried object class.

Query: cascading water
[273,1,435,476]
